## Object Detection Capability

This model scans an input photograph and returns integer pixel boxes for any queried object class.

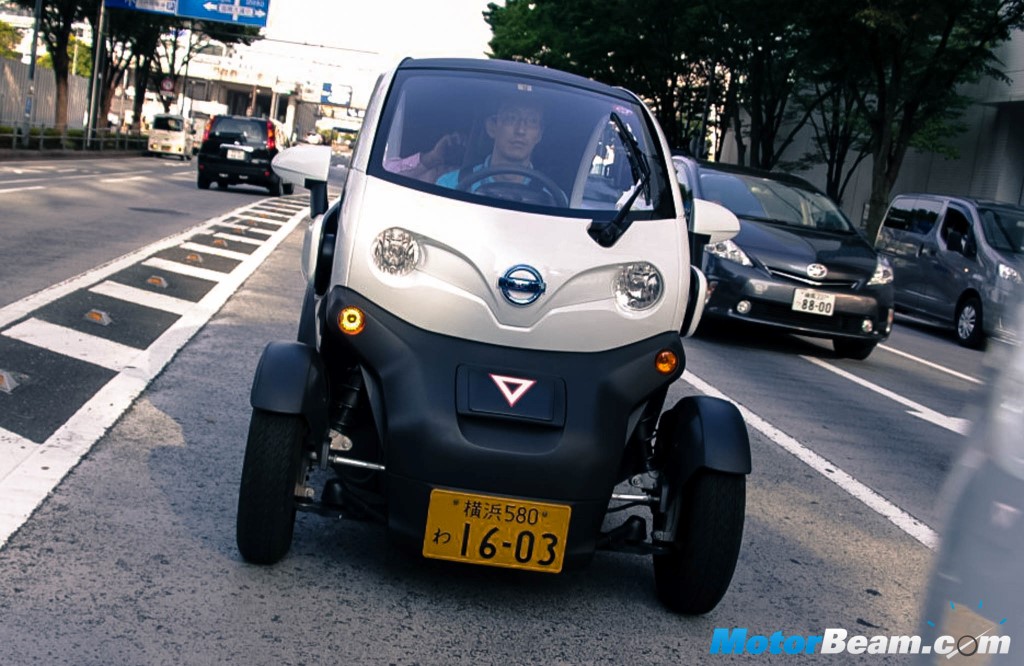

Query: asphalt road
[0,156,1001,664]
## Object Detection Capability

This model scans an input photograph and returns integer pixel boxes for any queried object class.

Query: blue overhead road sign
[178,0,270,26]
[104,0,269,26]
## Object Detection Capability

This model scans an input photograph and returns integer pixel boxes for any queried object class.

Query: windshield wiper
[588,112,651,248]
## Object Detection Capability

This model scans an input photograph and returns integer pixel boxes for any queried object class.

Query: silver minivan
[875,194,1024,347]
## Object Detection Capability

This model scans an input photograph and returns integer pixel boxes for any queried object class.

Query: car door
[876,196,941,313]
[921,203,979,322]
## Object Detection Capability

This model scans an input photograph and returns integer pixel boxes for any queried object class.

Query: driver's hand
[422,133,464,169]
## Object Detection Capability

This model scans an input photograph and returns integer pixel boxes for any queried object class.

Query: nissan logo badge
[498,265,546,306]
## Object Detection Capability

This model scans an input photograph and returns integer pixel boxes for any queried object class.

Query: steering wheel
[456,166,569,208]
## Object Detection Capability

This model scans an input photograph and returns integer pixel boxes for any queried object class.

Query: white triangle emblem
[489,373,537,408]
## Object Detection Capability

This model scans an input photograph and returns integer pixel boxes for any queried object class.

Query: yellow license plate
[422,489,571,573]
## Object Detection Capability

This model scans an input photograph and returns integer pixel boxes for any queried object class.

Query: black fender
[657,395,750,494]
[653,395,750,542]
[250,341,330,444]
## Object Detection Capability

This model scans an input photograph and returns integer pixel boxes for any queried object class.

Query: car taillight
[203,116,214,141]
[266,121,276,150]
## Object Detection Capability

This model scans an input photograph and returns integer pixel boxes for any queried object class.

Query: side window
[939,206,972,252]
[912,200,942,236]
[882,197,917,231]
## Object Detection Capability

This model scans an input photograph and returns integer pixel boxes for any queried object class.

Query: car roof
[397,57,637,103]
[891,192,1024,211]
[673,154,825,196]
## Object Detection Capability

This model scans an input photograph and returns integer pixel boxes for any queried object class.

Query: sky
[264,0,496,61]
[255,0,498,105]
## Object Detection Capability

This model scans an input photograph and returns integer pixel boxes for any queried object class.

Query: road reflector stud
[147,276,169,289]
[0,369,22,394]
[185,253,203,264]
[212,239,228,248]
[85,309,113,326]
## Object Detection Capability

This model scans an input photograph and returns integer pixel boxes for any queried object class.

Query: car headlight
[615,262,663,310]
[868,255,894,286]
[998,263,1023,285]
[705,239,753,266]
[372,228,420,275]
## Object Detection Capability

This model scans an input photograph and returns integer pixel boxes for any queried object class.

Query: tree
[837,0,1024,240]
[14,0,85,130]
[1,19,21,59]
[37,32,91,77]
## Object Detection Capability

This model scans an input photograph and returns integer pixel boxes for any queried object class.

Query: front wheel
[653,470,745,614]
[833,338,877,360]
[197,174,211,190]
[955,296,985,348]
[236,409,307,564]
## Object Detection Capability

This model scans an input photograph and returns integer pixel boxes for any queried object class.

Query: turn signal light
[338,307,365,335]
[655,350,678,375]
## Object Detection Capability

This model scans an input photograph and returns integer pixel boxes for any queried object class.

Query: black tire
[236,409,307,564]
[833,338,877,360]
[283,182,295,195]
[955,296,985,348]
[217,179,228,190]
[197,175,211,190]
[269,178,284,197]
[653,470,745,614]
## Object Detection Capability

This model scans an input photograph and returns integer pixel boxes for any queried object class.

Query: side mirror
[272,145,332,216]
[692,198,740,244]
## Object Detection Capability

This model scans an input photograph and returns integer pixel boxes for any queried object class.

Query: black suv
[197,115,294,195]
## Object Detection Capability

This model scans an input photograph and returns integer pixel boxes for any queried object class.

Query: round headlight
[372,228,420,276]
[615,262,663,310]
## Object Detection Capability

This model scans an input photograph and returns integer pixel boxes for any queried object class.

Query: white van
[147,114,194,161]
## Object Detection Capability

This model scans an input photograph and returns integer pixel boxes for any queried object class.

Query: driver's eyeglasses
[495,112,542,130]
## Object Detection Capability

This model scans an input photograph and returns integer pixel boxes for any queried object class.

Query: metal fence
[1,56,90,130]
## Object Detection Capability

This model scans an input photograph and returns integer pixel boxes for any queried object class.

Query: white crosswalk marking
[213,232,264,246]
[88,281,195,315]
[2,319,142,373]
[141,257,231,282]
[179,241,251,261]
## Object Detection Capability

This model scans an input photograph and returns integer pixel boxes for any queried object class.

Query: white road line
[0,169,154,186]
[100,175,149,183]
[2,318,141,373]
[0,427,35,483]
[0,186,45,194]
[88,280,194,315]
[238,216,286,227]
[683,370,939,550]
[213,231,264,246]
[878,344,984,385]
[0,206,306,549]
[800,355,970,434]
[179,241,251,261]
[141,257,231,283]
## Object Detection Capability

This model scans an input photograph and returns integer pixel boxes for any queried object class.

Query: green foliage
[1,19,20,59]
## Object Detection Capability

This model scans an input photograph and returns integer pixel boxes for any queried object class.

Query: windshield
[978,205,1024,254]
[153,116,184,132]
[369,69,673,218]
[699,169,854,233]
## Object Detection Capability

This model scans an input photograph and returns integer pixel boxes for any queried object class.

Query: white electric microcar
[237,58,748,614]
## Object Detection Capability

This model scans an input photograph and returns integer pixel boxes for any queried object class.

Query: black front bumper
[324,287,684,568]
[704,257,894,341]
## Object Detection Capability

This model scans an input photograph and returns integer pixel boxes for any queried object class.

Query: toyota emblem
[806,263,828,279]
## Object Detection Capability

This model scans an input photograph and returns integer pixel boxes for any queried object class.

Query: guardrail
[0,126,148,152]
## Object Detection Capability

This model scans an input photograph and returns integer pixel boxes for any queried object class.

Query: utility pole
[21,0,44,148]
[85,1,107,148]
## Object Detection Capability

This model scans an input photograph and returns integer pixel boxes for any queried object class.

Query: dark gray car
[875,194,1024,347]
